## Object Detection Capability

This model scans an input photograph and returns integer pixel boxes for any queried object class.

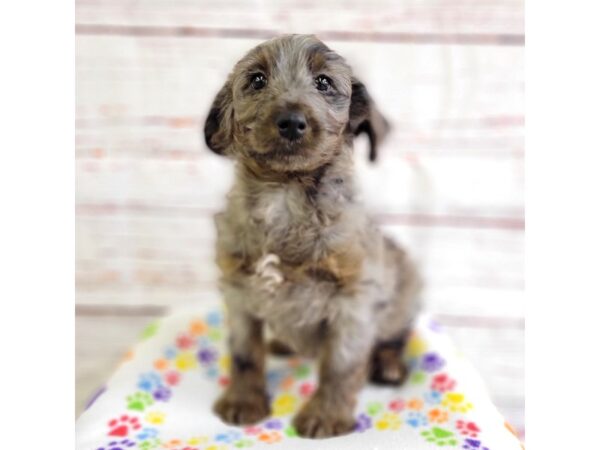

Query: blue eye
[315,75,332,92]
[250,73,267,90]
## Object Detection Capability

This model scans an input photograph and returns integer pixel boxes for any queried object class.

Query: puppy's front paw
[213,388,270,425]
[292,398,355,438]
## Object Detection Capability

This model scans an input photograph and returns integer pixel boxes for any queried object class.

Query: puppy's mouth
[247,139,307,163]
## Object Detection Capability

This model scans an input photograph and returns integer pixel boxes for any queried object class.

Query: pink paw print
[388,399,405,412]
[176,333,195,350]
[299,382,315,397]
[107,415,141,437]
[243,426,263,436]
[164,370,181,386]
[456,420,481,438]
[431,373,456,393]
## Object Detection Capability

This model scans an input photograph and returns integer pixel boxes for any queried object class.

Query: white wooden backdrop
[75,0,524,438]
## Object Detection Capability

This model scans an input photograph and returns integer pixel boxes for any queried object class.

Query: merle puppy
[204,34,422,439]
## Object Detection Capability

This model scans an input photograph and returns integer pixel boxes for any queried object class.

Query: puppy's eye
[315,75,332,92]
[250,73,267,90]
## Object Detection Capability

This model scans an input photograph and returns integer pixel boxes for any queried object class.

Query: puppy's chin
[244,138,326,173]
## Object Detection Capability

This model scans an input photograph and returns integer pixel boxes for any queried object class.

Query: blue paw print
[215,429,243,443]
[424,390,443,405]
[138,372,163,392]
[136,427,159,440]
[206,366,219,379]
[266,369,285,390]
[163,346,177,360]
[406,411,428,428]
[206,310,222,326]
[197,336,212,348]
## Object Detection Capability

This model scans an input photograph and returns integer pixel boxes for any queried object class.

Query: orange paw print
[162,438,184,448]
[258,431,282,444]
[407,398,424,411]
[154,358,169,371]
[189,319,207,336]
[428,408,449,424]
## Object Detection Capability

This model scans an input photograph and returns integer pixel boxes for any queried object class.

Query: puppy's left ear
[348,78,390,162]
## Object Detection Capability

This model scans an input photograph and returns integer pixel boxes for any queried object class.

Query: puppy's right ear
[204,81,234,155]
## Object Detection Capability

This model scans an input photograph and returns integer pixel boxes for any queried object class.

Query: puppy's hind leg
[369,329,411,386]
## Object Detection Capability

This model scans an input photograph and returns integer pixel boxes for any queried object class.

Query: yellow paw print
[188,436,209,445]
[145,411,166,425]
[375,412,401,430]
[442,392,473,413]
[174,351,197,371]
[219,354,230,372]
[205,445,228,450]
[272,393,298,417]
[406,335,426,358]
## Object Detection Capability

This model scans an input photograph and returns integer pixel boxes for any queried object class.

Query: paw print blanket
[76,299,523,450]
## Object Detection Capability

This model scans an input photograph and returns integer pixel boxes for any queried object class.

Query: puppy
[203,34,422,439]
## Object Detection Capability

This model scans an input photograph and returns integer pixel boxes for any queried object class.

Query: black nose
[276,111,307,140]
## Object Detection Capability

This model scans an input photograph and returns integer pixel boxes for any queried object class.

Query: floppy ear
[348,78,390,162]
[204,81,234,156]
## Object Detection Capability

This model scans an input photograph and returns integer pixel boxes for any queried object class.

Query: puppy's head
[204,34,389,173]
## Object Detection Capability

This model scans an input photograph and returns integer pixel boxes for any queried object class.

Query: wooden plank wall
[75,0,525,438]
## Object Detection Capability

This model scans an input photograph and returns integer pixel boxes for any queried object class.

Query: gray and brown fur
[204,34,422,439]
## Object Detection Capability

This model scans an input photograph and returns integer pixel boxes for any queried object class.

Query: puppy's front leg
[213,310,270,425]
[293,317,373,438]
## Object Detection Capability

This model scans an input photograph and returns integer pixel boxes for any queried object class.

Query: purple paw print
[463,438,490,450]
[421,352,445,372]
[429,319,443,333]
[97,439,135,450]
[153,385,172,401]
[197,347,218,365]
[354,413,372,432]
[264,419,283,430]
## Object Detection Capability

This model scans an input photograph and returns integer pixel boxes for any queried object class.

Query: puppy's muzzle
[276,110,307,141]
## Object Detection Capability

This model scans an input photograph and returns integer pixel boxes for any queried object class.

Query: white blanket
[76,300,523,450]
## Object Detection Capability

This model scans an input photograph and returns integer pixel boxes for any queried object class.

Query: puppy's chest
[245,184,332,260]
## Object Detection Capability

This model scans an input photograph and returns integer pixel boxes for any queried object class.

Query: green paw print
[294,364,310,379]
[366,401,384,417]
[141,321,159,340]
[284,426,298,438]
[208,328,222,341]
[127,391,154,412]
[410,371,427,384]
[234,438,254,448]
[421,427,458,446]
[139,438,160,450]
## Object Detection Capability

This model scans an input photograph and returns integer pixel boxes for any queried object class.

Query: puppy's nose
[276,111,307,141]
